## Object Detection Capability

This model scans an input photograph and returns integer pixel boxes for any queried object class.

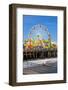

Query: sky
[23,15,57,42]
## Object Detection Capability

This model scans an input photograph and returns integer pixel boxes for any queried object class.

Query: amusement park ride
[23,24,57,60]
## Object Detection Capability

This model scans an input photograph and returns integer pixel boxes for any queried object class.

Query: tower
[48,33,51,49]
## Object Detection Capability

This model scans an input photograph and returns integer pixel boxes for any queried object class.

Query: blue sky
[23,15,57,42]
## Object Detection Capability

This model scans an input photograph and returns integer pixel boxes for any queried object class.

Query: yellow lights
[24,39,57,49]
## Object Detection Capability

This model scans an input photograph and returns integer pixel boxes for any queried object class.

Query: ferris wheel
[28,24,50,39]
[28,24,51,48]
